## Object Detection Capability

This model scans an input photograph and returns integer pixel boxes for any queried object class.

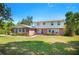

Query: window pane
[37,23,40,25]
[52,30,54,33]
[19,28,21,32]
[43,22,45,25]
[57,22,60,25]
[23,28,25,32]
[51,22,53,25]
[49,29,51,32]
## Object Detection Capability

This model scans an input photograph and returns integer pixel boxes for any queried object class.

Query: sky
[6,3,79,24]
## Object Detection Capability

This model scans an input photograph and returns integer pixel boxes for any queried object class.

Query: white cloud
[48,3,54,8]
[66,4,79,11]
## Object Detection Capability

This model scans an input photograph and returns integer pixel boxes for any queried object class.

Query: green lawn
[0,35,79,55]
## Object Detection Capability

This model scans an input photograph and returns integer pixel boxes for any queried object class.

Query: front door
[41,29,43,34]
[37,29,42,34]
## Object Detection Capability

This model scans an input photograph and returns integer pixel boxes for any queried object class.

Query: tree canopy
[18,16,33,26]
[65,11,79,36]
[0,3,14,34]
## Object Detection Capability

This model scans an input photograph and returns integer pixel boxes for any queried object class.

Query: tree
[0,3,12,29]
[0,3,5,29]
[27,16,33,25]
[0,3,14,35]
[0,4,11,20]
[74,12,79,29]
[20,18,27,25]
[74,12,79,35]
[0,18,5,29]
[4,18,14,35]
[65,11,79,36]
[20,16,33,26]
[65,11,76,36]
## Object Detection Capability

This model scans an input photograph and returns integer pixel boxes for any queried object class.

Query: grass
[0,35,79,55]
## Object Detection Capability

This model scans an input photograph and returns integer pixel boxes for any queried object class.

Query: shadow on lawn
[0,41,79,55]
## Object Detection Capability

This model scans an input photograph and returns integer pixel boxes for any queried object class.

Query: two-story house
[12,20,64,35]
[33,20,64,35]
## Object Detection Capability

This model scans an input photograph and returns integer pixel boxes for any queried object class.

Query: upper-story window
[37,23,40,25]
[57,22,60,25]
[51,22,54,25]
[43,22,46,25]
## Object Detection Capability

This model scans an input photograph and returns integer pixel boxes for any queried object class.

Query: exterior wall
[12,28,35,36]
[36,29,42,34]
[33,20,64,35]
[47,28,59,35]
[12,20,64,36]
[43,29,47,34]
[12,28,64,35]
[12,28,29,35]
[33,21,64,28]
[13,28,28,33]
[36,28,64,35]
[59,28,64,35]
[29,29,35,36]
[36,29,47,34]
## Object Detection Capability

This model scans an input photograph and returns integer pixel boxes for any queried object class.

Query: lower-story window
[22,28,25,32]
[52,30,54,33]
[49,29,51,32]
[48,29,55,33]
[19,28,21,32]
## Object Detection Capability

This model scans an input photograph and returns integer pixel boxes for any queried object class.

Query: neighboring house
[12,20,64,36]
[12,24,36,36]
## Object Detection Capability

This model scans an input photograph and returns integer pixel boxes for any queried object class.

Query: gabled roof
[12,24,33,28]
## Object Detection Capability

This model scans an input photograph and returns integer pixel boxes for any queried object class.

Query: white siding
[14,28,26,33]
[33,21,64,28]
